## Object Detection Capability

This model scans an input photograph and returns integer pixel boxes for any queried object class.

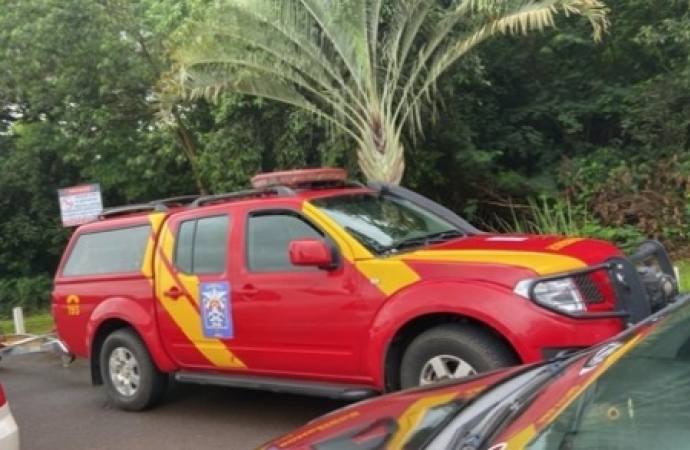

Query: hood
[494,316,663,447]
[397,234,624,277]
[259,367,522,450]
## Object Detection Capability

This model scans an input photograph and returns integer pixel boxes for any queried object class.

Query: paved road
[1,354,348,450]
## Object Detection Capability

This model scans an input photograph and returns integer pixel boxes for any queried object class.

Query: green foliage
[497,196,646,252]
[0,275,53,319]
[501,196,590,236]
[560,153,690,256]
[0,123,76,276]
[195,95,357,193]
[675,260,690,292]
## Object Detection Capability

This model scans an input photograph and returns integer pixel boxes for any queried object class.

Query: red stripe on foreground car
[0,382,20,450]
[259,291,690,450]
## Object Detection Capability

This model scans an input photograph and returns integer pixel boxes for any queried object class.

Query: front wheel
[400,324,518,389]
[100,328,168,411]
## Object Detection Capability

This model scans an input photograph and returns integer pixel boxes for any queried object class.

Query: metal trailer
[0,332,74,367]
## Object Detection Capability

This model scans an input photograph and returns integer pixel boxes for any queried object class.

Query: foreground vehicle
[52,167,682,411]
[261,292,690,449]
[0,382,20,450]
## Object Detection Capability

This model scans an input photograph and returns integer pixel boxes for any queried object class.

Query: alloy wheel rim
[108,346,141,397]
[419,354,476,385]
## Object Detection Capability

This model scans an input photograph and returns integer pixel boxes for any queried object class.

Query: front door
[228,207,379,379]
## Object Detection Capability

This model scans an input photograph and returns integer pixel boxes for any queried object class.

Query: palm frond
[296,0,372,100]
[207,2,367,113]
[396,0,609,130]
[367,0,385,90]
[172,2,375,132]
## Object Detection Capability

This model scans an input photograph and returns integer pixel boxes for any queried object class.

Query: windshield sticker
[200,282,233,339]
[579,342,623,376]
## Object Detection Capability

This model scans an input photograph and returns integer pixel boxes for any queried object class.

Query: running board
[174,371,379,401]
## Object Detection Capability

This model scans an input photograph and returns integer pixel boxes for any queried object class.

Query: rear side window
[175,215,229,274]
[62,225,151,276]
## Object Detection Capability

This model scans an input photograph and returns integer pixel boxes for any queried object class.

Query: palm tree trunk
[357,143,405,184]
[357,114,406,185]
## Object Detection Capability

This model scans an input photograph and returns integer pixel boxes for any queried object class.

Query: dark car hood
[258,367,523,450]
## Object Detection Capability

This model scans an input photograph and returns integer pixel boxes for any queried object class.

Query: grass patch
[0,312,54,335]
[675,260,690,292]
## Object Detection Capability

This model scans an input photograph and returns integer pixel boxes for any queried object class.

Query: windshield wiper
[381,229,464,254]
[447,361,567,450]
[345,226,389,253]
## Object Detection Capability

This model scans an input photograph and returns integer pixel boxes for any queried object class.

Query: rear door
[154,207,246,370]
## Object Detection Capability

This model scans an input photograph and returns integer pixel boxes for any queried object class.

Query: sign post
[57,184,103,227]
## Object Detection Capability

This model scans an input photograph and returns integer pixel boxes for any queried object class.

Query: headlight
[514,278,585,313]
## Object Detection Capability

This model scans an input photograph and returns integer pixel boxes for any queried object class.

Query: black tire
[100,328,168,411]
[400,324,518,389]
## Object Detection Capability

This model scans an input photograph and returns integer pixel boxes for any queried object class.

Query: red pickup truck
[52,167,680,411]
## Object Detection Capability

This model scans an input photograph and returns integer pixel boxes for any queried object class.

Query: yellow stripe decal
[141,212,167,278]
[155,219,245,368]
[355,259,420,296]
[388,393,457,448]
[399,250,586,275]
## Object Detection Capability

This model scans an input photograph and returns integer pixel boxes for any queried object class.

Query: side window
[62,225,150,276]
[246,212,324,272]
[174,215,229,274]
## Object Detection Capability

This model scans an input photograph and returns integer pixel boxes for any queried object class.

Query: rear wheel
[100,328,168,411]
[400,324,518,389]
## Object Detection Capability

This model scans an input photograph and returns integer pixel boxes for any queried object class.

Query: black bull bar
[527,240,687,327]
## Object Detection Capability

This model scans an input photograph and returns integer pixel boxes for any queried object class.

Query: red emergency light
[250,167,348,189]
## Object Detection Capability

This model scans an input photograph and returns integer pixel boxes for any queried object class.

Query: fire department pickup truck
[52,167,680,411]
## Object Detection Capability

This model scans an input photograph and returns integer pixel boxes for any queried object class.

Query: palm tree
[164,0,608,184]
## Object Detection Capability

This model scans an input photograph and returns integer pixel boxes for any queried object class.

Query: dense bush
[0,275,53,319]
[560,154,690,257]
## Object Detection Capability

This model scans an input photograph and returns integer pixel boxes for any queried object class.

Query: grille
[574,273,605,303]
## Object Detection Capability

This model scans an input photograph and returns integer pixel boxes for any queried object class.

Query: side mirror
[289,238,335,269]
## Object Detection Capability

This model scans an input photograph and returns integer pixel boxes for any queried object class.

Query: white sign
[58,183,103,227]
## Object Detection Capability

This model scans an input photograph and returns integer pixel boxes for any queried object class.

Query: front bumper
[526,240,681,327]
[0,403,19,450]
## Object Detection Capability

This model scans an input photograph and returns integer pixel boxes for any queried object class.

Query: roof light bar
[250,167,348,189]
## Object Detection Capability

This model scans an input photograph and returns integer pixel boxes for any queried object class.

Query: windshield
[310,193,462,254]
[526,302,690,449]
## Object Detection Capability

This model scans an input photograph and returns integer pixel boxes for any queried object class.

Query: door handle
[238,285,259,297]
[164,286,184,299]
